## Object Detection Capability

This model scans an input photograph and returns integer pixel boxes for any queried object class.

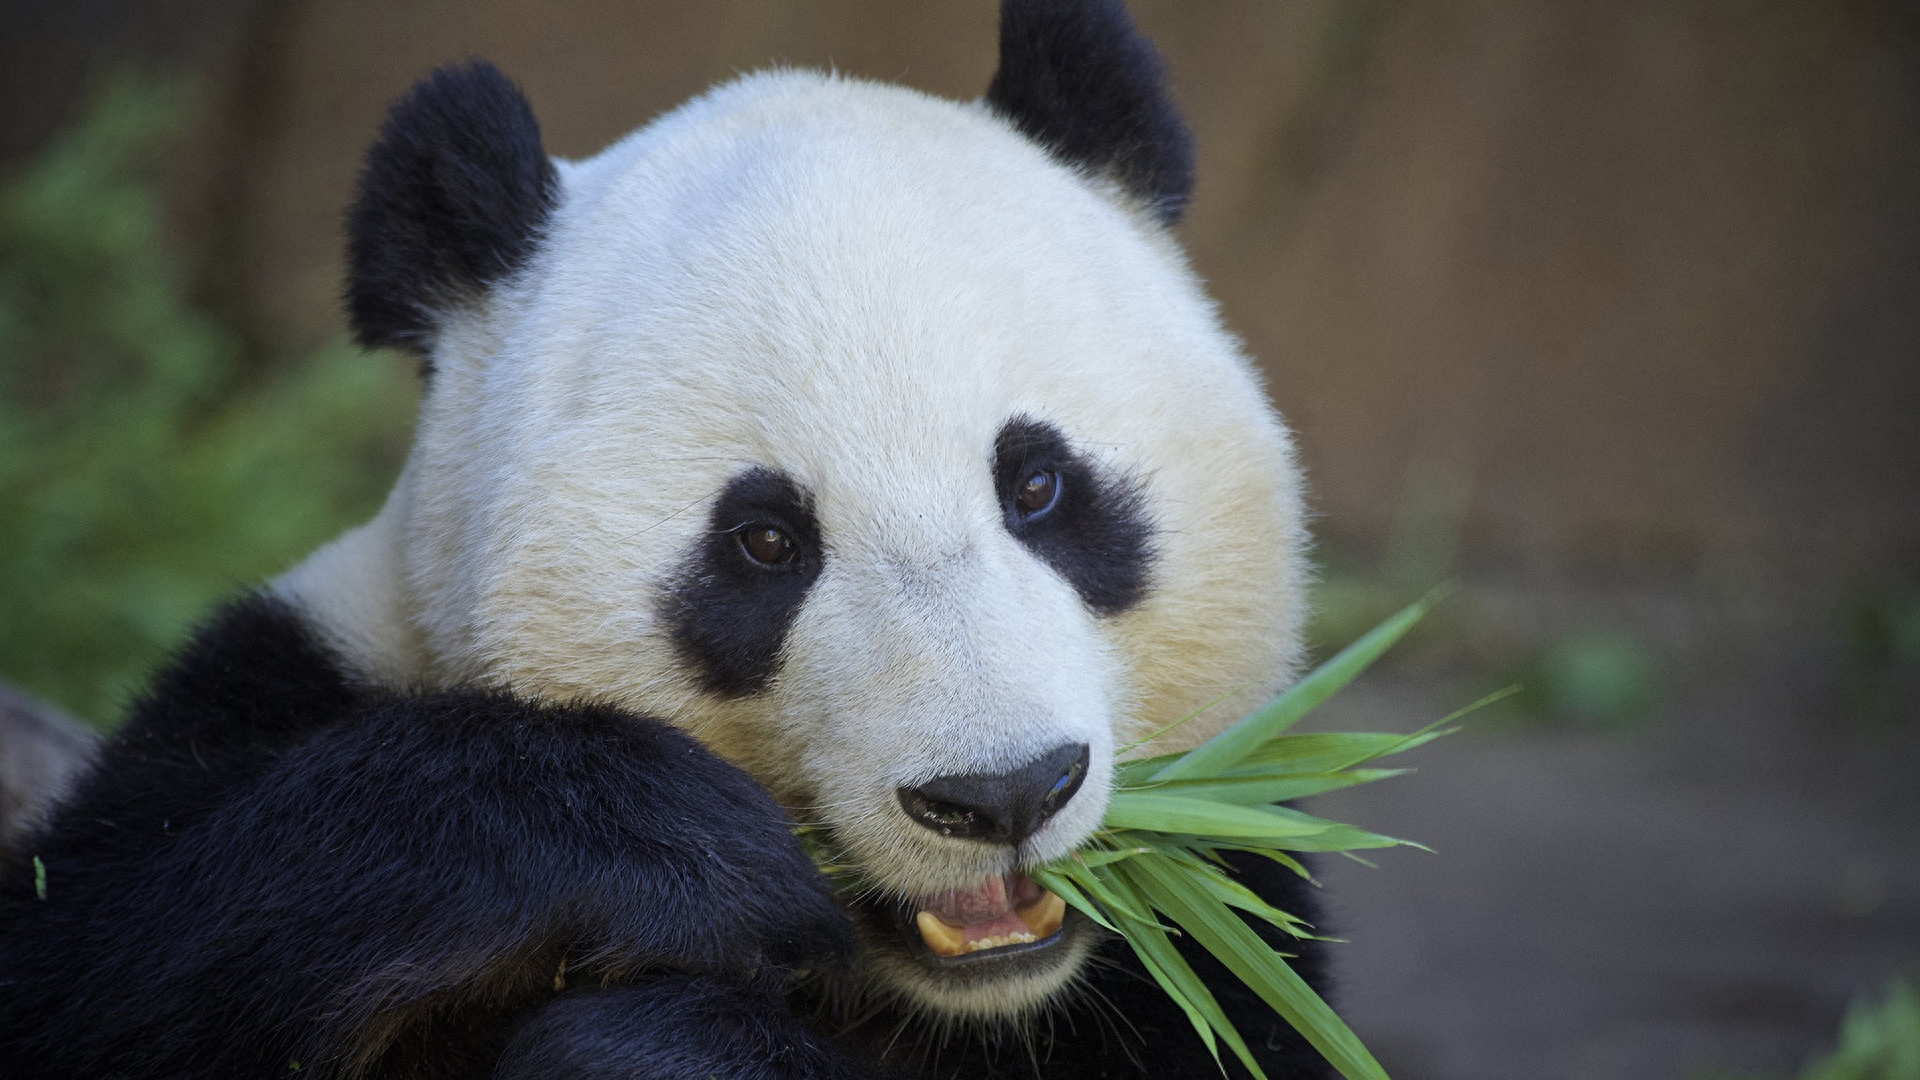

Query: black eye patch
[994,417,1154,615]
[662,468,824,697]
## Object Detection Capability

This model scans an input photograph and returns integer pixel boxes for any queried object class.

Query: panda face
[384,73,1300,1018]
[286,30,1308,1025]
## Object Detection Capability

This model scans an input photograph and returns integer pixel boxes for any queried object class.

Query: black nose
[897,742,1091,846]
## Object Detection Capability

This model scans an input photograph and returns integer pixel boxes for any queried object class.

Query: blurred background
[1,2,1915,1078]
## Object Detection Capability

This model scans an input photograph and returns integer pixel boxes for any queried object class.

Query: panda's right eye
[737,523,797,566]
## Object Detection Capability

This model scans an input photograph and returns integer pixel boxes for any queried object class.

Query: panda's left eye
[738,524,797,566]
[1016,469,1062,519]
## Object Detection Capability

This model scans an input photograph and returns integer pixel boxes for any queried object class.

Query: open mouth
[904,872,1068,965]
[830,868,1090,1018]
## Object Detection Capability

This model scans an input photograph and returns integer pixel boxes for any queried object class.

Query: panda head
[284,0,1308,1024]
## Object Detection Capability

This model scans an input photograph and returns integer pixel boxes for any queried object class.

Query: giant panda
[0,1,1332,1077]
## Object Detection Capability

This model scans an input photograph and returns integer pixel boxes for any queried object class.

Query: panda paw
[251,688,854,980]
[516,698,855,975]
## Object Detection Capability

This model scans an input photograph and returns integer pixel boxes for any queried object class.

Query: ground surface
[1301,669,1920,1080]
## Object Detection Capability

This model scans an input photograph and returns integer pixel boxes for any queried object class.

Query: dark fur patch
[663,468,826,697]
[497,977,880,1080]
[985,0,1196,223]
[345,60,558,366]
[995,416,1154,615]
[0,593,849,1080]
[22,592,364,865]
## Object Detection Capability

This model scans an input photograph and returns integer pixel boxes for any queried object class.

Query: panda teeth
[912,913,1039,958]
[1015,891,1066,939]
[965,931,1037,953]
[915,911,967,957]
[913,890,1068,957]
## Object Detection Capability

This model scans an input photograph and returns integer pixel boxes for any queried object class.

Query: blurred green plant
[0,77,415,726]
[1846,589,1920,727]
[1697,979,1920,1080]
[1804,980,1920,1080]
[1517,627,1662,727]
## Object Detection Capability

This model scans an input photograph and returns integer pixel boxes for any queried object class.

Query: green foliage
[1847,589,1920,727]
[1803,980,1920,1080]
[807,596,1465,1079]
[1518,627,1662,727]
[0,79,416,725]
[1698,980,1920,1080]
[1026,591,1483,1080]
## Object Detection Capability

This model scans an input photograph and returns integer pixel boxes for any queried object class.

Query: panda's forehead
[538,79,1187,374]
[420,74,1306,750]
[511,79,1194,502]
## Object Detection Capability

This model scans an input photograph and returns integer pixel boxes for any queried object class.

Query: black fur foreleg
[496,975,882,1080]
[0,690,850,1079]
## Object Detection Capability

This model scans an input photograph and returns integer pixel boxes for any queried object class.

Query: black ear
[345,61,558,365]
[985,0,1195,224]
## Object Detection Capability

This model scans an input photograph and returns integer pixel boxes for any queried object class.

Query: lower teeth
[913,889,1068,957]
[964,931,1036,953]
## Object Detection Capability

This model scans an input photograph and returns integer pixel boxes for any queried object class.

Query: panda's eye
[738,524,797,566]
[1016,469,1061,519]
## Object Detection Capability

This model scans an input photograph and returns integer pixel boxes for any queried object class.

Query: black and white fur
[0,1,1327,1076]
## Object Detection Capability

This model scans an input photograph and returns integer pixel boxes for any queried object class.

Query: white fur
[276,69,1309,1017]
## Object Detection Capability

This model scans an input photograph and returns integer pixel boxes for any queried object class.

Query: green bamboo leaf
[1153,586,1448,783]
[1232,686,1515,780]
[1146,769,1409,805]
[1124,836,1240,882]
[1224,731,1450,776]
[1104,876,1215,1048]
[1428,684,1522,728]
[1115,751,1183,787]
[1105,869,1267,1080]
[801,596,1464,1080]
[1052,857,1156,925]
[1213,844,1314,880]
[1217,686,1511,781]
[1218,826,1415,854]
[1027,865,1119,933]
[1117,681,1256,756]
[1124,858,1390,1080]
[1123,840,1322,939]
[1260,804,1417,851]
[1105,794,1334,839]
[1123,918,1224,1067]
[1105,796,1413,852]
[1071,847,1151,868]
[1187,869,1313,937]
